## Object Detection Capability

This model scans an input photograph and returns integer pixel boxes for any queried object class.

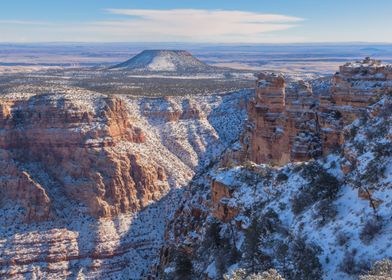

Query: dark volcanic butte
[111,50,217,72]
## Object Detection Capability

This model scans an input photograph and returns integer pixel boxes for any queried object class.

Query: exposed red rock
[141,96,205,122]
[0,94,168,220]
[332,58,391,108]
[211,180,239,222]
[245,58,392,165]
[0,89,251,279]
[0,149,51,222]
[244,73,321,165]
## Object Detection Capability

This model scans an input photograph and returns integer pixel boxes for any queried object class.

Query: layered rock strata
[0,89,251,279]
[244,73,321,165]
[245,58,392,165]
[0,93,168,220]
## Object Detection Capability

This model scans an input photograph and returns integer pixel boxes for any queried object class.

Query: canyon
[0,57,391,280]
[0,85,251,279]
[159,58,392,279]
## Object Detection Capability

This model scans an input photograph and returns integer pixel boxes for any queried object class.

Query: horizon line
[1,41,392,45]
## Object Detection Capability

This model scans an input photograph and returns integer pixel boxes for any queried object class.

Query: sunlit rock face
[0,88,251,279]
[244,73,321,165]
[332,57,392,108]
[327,57,392,124]
[3,56,391,279]
[244,58,392,165]
[0,94,167,220]
[158,60,392,280]
[211,180,239,222]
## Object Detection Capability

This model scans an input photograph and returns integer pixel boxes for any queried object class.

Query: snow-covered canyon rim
[0,87,253,280]
[158,58,392,280]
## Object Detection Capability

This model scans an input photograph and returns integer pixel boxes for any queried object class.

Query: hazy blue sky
[1,0,391,43]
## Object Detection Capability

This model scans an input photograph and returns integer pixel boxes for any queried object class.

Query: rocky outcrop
[211,180,239,222]
[159,91,392,280]
[141,96,205,122]
[0,149,51,222]
[0,207,169,280]
[245,58,392,165]
[0,93,167,220]
[244,73,321,165]
[0,95,145,149]
[0,89,251,279]
[332,58,392,107]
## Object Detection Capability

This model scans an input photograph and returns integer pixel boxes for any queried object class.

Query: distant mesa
[110,50,216,72]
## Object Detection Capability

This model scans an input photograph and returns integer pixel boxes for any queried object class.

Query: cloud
[0,9,305,43]
[101,9,304,42]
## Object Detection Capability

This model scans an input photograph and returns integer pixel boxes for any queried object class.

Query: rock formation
[158,60,392,280]
[2,57,391,279]
[211,180,238,222]
[244,58,392,165]
[111,50,216,73]
[244,73,321,165]
[0,150,51,222]
[0,88,250,279]
[0,93,167,220]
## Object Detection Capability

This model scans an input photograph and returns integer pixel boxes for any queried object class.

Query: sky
[1,0,392,43]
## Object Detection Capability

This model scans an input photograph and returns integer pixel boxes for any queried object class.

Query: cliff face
[211,180,239,222]
[245,73,320,165]
[0,89,251,279]
[244,58,392,165]
[0,152,52,222]
[331,57,392,109]
[0,94,167,220]
[159,60,392,280]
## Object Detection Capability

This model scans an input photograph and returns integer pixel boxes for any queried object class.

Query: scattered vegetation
[336,232,350,247]
[199,220,241,277]
[345,125,359,140]
[276,172,288,183]
[360,218,383,244]
[243,217,271,273]
[203,221,223,249]
[314,199,338,226]
[288,236,323,280]
[333,110,343,120]
[174,249,193,280]
[361,159,386,184]
[373,142,392,158]
[339,249,370,275]
[292,162,341,215]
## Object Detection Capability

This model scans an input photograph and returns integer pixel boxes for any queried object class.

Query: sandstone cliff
[0,93,168,220]
[244,58,392,165]
[0,88,251,279]
[159,59,392,280]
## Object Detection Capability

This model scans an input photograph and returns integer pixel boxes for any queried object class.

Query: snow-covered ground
[162,95,392,280]
[0,88,252,279]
